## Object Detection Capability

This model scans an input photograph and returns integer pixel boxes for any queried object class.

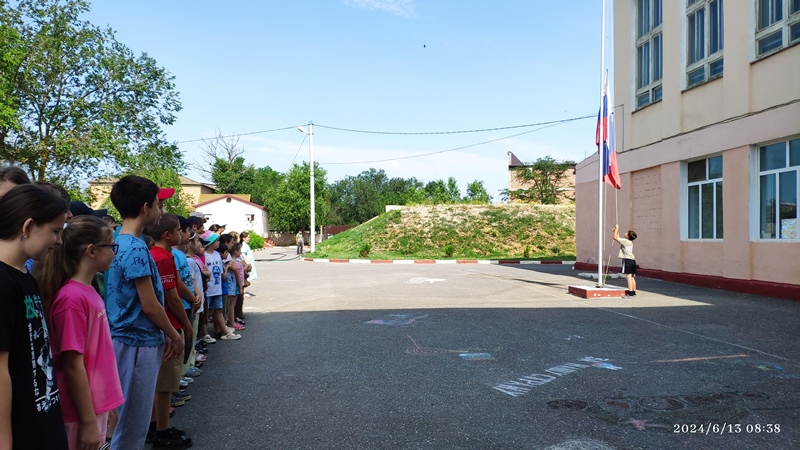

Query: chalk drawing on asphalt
[492,357,622,397]
[459,353,493,360]
[565,335,584,341]
[364,313,430,325]
[407,277,446,284]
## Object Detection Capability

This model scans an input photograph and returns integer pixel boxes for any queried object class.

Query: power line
[173,114,595,145]
[320,118,587,165]
[175,126,297,144]
[314,115,594,135]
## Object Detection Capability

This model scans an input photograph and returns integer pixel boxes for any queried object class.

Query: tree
[465,180,492,204]
[0,22,23,130]
[268,162,329,232]
[0,0,181,189]
[505,156,575,204]
[196,131,257,195]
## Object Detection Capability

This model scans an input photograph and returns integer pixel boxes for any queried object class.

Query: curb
[303,258,575,265]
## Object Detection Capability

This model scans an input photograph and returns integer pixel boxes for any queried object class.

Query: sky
[83,1,606,202]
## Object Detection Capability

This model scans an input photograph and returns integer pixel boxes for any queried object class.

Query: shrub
[359,243,371,257]
[524,245,531,259]
[249,233,265,250]
[444,244,455,258]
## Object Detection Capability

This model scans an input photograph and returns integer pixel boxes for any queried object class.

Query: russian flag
[596,77,621,189]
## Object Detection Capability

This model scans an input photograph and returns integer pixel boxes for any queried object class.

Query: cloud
[344,0,415,17]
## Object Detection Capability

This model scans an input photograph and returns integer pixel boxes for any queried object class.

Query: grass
[306,204,576,260]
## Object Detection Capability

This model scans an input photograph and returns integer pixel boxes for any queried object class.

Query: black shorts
[621,258,637,275]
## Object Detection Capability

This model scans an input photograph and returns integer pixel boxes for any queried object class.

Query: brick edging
[303,258,575,265]
[573,262,800,301]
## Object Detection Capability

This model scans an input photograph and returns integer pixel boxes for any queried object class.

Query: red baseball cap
[158,187,175,200]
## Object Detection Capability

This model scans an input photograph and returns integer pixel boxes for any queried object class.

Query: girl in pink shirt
[37,216,124,450]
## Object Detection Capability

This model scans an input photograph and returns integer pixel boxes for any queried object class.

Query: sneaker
[227,326,235,334]
[181,376,194,384]
[179,379,189,389]
[170,395,186,407]
[152,429,192,449]
[220,332,241,341]
[235,317,246,325]
[201,334,216,344]
[195,354,207,363]
[234,322,245,330]
[172,391,192,402]
[186,368,202,377]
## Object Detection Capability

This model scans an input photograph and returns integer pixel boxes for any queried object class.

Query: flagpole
[597,0,606,287]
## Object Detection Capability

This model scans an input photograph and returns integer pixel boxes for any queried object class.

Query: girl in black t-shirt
[0,184,70,450]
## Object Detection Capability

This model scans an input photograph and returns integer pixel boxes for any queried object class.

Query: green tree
[464,179,492,203]
[504,156,575,204]
[0,0,181,189]
[0,22,23,130]
[269,162,328,232]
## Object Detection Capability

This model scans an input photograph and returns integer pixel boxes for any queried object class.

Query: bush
[249,233,265,250]
[524,245,531,259]
[444,244,455,258]
[359,243,371,257]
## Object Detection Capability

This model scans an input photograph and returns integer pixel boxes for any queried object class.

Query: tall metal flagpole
[597,0,606,287]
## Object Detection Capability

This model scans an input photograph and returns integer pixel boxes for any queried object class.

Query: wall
[196,198,268,237]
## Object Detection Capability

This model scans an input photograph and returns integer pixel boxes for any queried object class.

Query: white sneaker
[227,326,235,334]
[202,334,217,344]
[220,333,241,341]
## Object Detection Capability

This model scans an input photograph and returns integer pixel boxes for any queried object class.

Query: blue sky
[84,1,605,201]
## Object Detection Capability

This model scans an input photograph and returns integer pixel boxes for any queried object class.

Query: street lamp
[297,122,315,252]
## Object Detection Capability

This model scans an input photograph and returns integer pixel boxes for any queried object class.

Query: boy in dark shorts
[612,224,637,297]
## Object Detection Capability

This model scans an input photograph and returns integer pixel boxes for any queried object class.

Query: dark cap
[69,201,108,218]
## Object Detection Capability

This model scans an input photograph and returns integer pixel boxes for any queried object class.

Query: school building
[574,0,800,299]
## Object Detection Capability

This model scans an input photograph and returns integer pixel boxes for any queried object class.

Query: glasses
[96,243,119,254]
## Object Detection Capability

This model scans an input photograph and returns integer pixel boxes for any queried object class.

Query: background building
[194,194,269,237]
[575,0,799,298]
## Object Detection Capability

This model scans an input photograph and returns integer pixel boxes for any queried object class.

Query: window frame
[635,0,664,110]
[686,155,724,240]
[756,138,800,241]
[755,0,800,58]
[686,0,725,88]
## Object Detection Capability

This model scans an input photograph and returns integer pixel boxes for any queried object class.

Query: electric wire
[176,126,297,144]
[313,115,594,135]
[319,119,581,165]
[290,134,307,168]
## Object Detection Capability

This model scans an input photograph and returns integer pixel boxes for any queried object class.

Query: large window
[687,156,723,239]
[686,0,724,88]
[759,139,800,240]
[636,0,663,109]
[756,0,800,57]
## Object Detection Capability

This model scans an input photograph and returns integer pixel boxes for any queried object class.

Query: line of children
[0,171,255,449]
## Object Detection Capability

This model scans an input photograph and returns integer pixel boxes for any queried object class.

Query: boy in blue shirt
[106,176,183,450]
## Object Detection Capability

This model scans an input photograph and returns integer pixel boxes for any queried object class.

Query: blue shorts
[208,295,223,310]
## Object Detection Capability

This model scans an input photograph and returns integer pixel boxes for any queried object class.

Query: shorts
[156,331,184,393]
[234,285,240,296]
[208,294,223,309]
[621,258,637,275]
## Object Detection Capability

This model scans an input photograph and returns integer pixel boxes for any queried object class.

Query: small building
[194,194,269,237]
[507,152,575,204]
[88,175,216,210]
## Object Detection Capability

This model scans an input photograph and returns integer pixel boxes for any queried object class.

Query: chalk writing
[364,313,429,325]
[493,356,622,397]
[460,353,493,360]
[407,277,446,284]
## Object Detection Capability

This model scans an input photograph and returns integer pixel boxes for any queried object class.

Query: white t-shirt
[617,238,635,260]
[241,242,257,280]
[204,250,224,296]
[187,257,204,313]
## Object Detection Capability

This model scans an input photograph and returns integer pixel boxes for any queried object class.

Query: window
[687,156,723,239]
[636,0,663,109]
[246,214,255,222]
[758,138,800,239]
[686,0,724,87]
[756,0,800,57]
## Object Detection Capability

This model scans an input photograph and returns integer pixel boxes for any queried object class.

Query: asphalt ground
[170,248,799,450]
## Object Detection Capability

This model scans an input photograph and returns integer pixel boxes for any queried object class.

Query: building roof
[194,194,264,210]
[508,151,526,168]
[89,175,216,190]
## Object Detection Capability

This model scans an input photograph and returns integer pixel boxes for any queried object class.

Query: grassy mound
[308,204,576,260]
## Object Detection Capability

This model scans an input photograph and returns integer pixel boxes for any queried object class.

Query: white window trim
[754,0,800,59]
[753,137,800,241]
[685,0,724,89]
[685,155,724,240]
[634,0,664,110]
